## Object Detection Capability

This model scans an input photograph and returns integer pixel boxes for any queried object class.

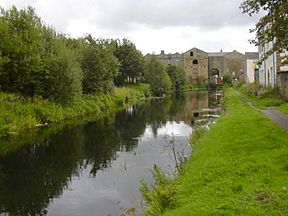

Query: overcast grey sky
[1,0,260,54]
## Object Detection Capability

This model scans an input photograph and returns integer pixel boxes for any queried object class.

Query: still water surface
[0,91,221,216]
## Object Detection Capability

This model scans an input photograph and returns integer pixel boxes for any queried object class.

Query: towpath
[245,99,288,132]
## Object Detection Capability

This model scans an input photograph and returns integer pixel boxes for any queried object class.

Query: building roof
[183,47,207,54]
[208,52,229,57]
[245,52,259,59]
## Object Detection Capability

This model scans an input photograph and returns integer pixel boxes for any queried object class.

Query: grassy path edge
[149,88,288,216]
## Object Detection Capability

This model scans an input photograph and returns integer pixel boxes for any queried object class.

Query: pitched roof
[245,52,259,59]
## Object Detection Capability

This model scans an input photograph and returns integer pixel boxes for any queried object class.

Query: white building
[244,52,259,83]
[258,39,278,87]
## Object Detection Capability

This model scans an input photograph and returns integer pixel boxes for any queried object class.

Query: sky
[0,0,261,55]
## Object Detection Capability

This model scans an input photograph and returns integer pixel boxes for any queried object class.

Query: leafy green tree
[114,39,144,86]
[43,38,83,104]
[144,55,172,96]
[166,64,185,91]
[81,35,119,94]
[240,0,288,63]
[0,6,45,97]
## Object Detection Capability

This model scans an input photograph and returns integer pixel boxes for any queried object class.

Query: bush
[140,165,176,216]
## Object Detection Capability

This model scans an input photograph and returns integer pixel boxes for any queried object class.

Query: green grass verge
[152,88,288,215]
[277,104,288,115]
[0,84,150,137]
[236,84,285,110]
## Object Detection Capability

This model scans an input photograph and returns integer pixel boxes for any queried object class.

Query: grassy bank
[144,88,288,215]
[236,83,288,115]
[0,84,150,137]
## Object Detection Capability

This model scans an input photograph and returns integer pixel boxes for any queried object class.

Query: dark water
[0,91,222,216]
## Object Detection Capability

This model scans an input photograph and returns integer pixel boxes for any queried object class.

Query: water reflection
[0,90,222,216]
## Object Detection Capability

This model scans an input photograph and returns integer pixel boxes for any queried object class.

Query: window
[190,51,194,57]
[193,59,198,65]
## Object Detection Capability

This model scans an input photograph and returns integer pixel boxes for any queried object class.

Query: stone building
[223,51,245,80]
[152,48,246,84]
[155,50,184,68]
[183,48,208,84]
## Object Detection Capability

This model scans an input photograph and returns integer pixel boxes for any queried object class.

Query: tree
[144,55,172,96]
[0,6,46,97]
[240,0,288,63]
[114,39,144,86]
[166,64,185,91]
[43,38,83,104]
[81,35,119,94]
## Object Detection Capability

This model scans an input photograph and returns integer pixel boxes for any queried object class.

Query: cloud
[1,0,258,54]
[2,0,257,32]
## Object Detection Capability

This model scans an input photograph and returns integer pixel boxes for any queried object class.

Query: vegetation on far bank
[0,84,150,137]
[142,88,288,215]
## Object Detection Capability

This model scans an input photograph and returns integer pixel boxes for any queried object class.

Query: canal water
[0,90,222,216]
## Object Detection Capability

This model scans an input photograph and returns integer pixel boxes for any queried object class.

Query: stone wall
[208,55,225,76]
[277,72,288,99]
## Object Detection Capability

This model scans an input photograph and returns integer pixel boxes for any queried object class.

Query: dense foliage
[0,6,83,103]
[114,39,144,86]
[240,0,288,63]
[144,55,172,97]
[81,35,119,94]
[166,64,185,91]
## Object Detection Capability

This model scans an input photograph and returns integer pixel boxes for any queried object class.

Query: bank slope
[163,88,288,215]
[0,84,150,138]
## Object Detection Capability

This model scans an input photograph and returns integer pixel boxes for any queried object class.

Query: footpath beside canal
[146,88,288,216]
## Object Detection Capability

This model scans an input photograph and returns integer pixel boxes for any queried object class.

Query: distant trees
[144,55,172,96]
[81,35,119,94]
[114,39,144,86]
[240,0,288,63]
[166,64,185,91]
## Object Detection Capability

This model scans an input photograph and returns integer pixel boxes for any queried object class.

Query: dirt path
[245,99,288,132]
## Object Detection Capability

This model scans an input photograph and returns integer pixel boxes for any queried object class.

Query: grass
[237,83,286,110]
[144,88,288,215]
[0,84,150,138]
[277,104,288,115]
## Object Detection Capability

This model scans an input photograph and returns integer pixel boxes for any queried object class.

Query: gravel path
[245,100,288,132]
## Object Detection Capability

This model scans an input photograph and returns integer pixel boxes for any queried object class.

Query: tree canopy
[144,55,172,97]
[240,0,288,63]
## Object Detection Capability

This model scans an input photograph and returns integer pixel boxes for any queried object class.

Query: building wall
[223,51,245,80]
[208,56,225,76]
[276,72,288,99]
[156,50,184,68]
[183,48,208,84]
[258,40,277,87]
[246,59,258,83]
[244,52,258,83]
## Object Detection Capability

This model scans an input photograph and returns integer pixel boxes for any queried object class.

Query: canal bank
[0,84,150,138]
[145,88,288,216]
